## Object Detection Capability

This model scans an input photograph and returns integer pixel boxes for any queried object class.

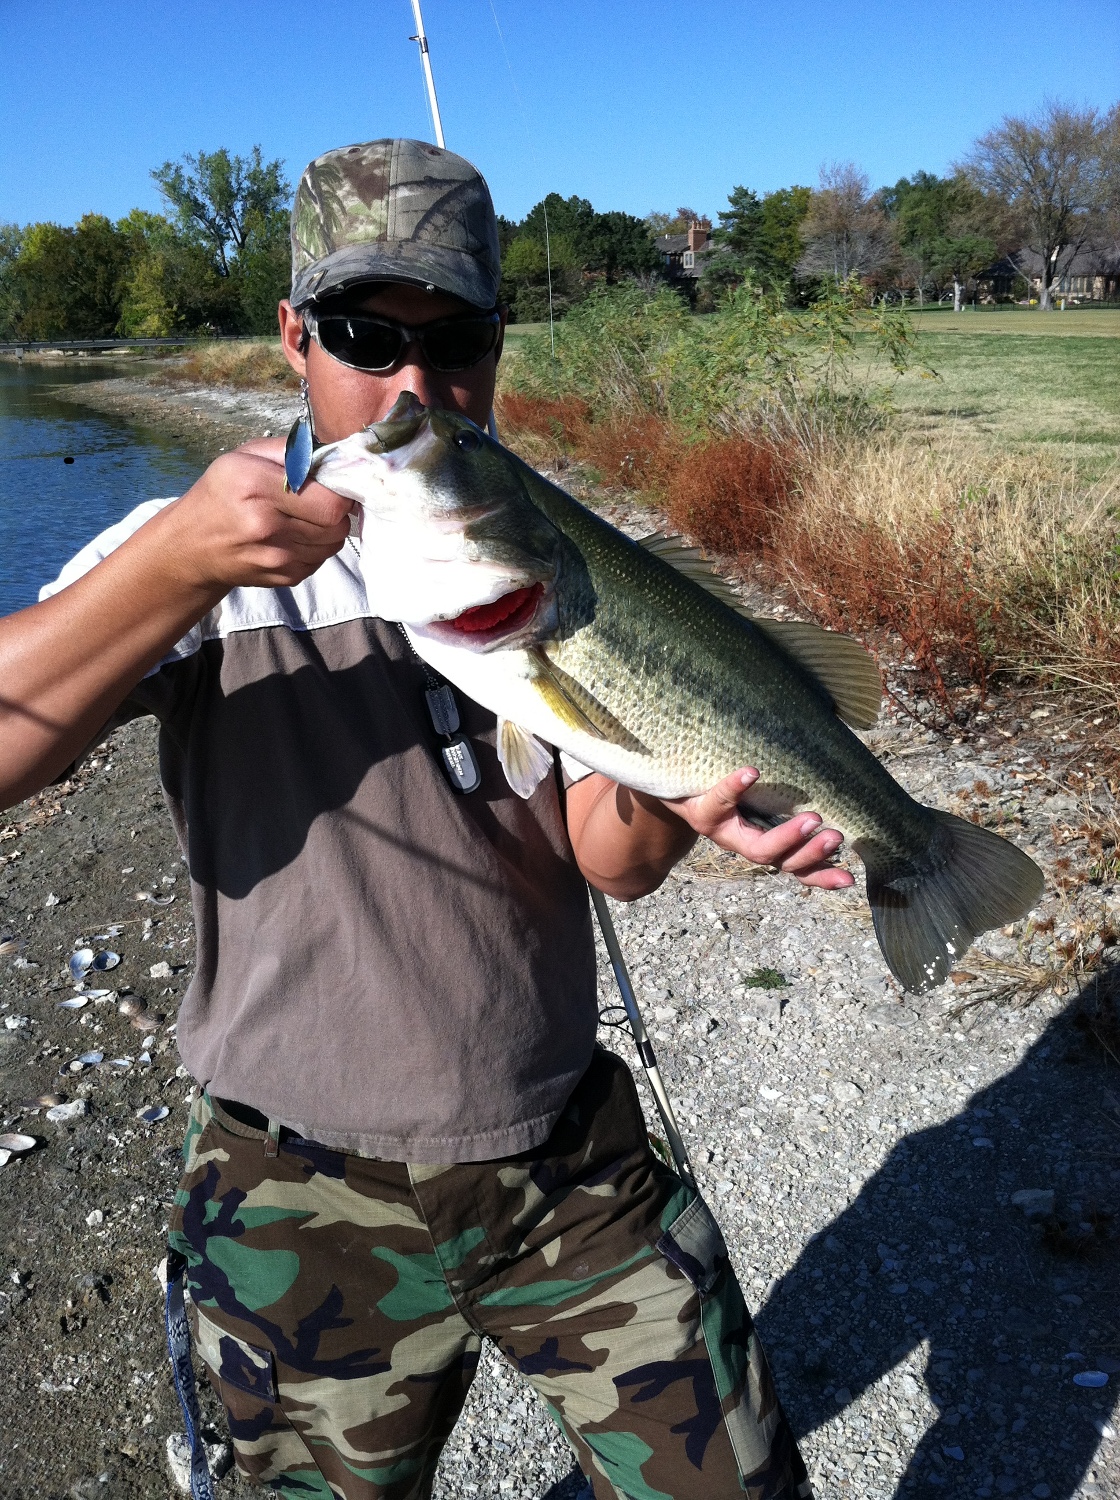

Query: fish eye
[453,429,482,453]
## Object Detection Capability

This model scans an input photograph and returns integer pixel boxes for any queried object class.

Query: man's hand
[165,437,353,593]
[566,766,854,901]
[0,438,353,808]
[663,768,854,890]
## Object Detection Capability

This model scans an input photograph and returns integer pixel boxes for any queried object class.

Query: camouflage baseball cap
[290,139,501,310]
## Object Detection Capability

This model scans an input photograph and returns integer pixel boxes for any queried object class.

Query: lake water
[0,360,209,617]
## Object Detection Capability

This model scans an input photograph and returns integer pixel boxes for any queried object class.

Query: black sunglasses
[308,309,501,373]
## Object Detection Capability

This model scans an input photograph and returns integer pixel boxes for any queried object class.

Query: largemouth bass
[303,393,1044,994]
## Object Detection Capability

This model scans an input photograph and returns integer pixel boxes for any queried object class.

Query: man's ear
[278,300,308,376]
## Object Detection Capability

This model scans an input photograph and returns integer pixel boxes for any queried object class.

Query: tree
[797,163,892,283]
[501,194,660,321]
[152,146,290,277]
[885,172,1006,309]
[705,184,812,297]
[0,223,25,340]
[11,215,130,339]
[961,101,1109,310]
[644,207,703,235]
[115,211,239,336]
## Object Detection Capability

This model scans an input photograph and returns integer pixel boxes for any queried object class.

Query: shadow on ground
[757,970,1120,1499]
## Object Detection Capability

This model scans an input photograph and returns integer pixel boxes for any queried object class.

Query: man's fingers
[275,478,354,530]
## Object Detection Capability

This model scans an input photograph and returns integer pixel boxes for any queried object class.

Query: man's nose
[373,347,441,420]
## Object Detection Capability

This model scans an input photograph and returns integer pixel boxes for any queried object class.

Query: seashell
[21,1093,63,1110]
[92,951,120,971]
[78,1051,104,1066]
[57,996,90,1010]
[118,995,146,1017]
[136,891,175,906]
[93,926,123,939]
[0,1133,36,1154]
[80,989,111,1000]
[0,1149,10,1168]
[137,1105,169,1124]
[45,1099,86,1122]
[0,935,23,957]
[1073,1370,1109,1388]
[138,1051,151,1066]
[108,1057,132,1068]
[69,948,94,980]
[130,1013,154,1032]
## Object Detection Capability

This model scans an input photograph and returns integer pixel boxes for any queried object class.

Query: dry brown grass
[157,340,298,391]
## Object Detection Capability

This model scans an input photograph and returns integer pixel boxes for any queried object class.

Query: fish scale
[306,393,1044,994]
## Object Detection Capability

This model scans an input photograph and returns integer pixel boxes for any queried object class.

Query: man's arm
[0,441,351,810]
[565,767,854,900]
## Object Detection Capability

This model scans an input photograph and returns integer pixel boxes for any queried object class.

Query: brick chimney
[687,220,710,253]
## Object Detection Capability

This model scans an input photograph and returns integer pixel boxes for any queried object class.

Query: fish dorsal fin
[750,619,881,729]
[636,533,745,612]
[637,531,881,729]
[497,718,554,799]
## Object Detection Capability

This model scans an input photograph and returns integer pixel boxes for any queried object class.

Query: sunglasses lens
[421,319,499,371]
[313,314,499,373]
[316,318,404,371]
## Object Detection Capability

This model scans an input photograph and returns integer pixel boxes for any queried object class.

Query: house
[982,243,1120,303]
[654,219,715,281]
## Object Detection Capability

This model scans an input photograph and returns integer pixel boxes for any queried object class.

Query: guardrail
[0,336,271,354]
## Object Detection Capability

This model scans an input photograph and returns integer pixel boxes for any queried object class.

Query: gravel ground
[2,371,1118,1499]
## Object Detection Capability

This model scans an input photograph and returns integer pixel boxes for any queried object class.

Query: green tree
[0,223,25,340]
[116,211,238,336]
[702,184,811,301]
[152,146,291,277]
[499,231,579,322]
[12,215,130,339]
[518,194,659,280]
[884,171,1004,309]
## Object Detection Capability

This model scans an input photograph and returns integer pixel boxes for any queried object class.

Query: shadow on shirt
[754,966,1120,1499]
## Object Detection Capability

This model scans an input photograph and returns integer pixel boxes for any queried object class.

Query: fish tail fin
[859,810,1044,993]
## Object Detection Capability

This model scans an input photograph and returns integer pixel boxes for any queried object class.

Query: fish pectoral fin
[497,719,554,799]
[750,619,882,729]
[529,651,646,752]
[637,532,881,728]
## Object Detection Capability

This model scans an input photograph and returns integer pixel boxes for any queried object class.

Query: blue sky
[2,0,1117,228]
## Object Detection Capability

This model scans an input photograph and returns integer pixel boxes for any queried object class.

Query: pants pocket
[191,1304,278,1404]
[655,1192,729,1296]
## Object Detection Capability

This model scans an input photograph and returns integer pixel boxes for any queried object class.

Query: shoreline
[49,362,299,463]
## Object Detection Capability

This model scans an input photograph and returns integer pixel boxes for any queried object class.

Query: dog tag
[424,685,460,737]
[441,736,482,794]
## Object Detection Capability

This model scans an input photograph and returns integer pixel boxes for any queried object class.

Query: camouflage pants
[169,1046,812,1500]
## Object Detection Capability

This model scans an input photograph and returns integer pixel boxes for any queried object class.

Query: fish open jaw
[444,584,545,644]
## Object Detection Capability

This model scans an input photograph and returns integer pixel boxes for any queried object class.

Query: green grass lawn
[878,311,1120,472]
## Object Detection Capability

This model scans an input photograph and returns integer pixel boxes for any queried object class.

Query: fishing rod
[408,2,696,1191]
[409,0,446,149]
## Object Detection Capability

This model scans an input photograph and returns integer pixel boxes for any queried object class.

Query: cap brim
[291,239,498,310]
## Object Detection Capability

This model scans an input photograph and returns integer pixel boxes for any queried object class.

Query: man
[0,140,849,1499]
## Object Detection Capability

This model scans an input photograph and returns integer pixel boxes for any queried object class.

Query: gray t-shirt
[42,501,599,1162]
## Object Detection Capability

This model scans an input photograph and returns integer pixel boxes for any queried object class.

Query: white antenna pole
[409,0,446,149]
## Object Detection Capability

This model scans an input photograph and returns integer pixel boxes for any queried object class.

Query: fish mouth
[418,582,552,650]
[446,582,544,643]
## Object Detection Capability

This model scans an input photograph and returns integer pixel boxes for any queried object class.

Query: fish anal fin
[530,651,646,752]
[497,718,554,799]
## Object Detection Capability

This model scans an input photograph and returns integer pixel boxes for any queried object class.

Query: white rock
[830,1080,863,1104]
[45,1099,87,1123]
[166,1432,232,1493]
[149,960,173,979]
[85,1209,103,1227]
